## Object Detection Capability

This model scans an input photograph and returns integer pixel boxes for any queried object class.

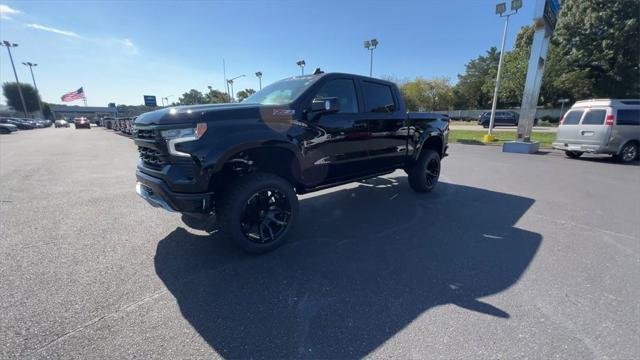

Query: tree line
[397,0,639,111]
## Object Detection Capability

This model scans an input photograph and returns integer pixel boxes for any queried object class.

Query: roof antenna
[313,68,324,75]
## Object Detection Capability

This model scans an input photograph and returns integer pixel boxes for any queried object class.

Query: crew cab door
[360,80,407,170]
[300,78,371,186]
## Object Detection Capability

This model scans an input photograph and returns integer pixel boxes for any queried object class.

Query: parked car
[552,99,640,163]
[103,117,115,129]
[134,71,449,253]
[0,123,18,134]
[478,111,520,127]
[73,117,91,129]
[34,119,52,128]
[54,120,70,128]
[0,117,35,130]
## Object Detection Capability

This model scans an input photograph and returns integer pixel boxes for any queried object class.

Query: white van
[552,99,640,163]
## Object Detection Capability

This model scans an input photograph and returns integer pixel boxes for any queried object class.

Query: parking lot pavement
[1,128,638,359]
[449,123,558,132]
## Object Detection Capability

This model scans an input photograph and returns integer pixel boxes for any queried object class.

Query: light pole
[22,62,44,116]
[1,41,28,117]
[558,98,570,118]
[364,38,379,77]
[484,0,521,142]
[227,75,245,102]
[255,71,262,90]
[296,60,306,75]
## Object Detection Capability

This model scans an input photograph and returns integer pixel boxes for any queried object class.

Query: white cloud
[0,4,22,20]
[120,38,139,55]
[26,23,81,38]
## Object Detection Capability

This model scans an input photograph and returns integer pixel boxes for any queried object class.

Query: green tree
[400,77,455,111]
[236,88,256,102]
[42,102,53,120]
[498,26,534,107]
[178,89,206,105]
[552,0,640,99]
[454,48,499,109]
[205,88,231,103]
[2,82,41,113]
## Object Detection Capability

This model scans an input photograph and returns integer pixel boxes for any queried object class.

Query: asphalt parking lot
[1,127,638,359]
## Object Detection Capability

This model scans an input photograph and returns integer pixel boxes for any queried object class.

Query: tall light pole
[1,41,28,117]
[484,0,521,142]
[22,62,44,116]
[227,74,245,102]
[364,38,379,77]
[296,60,306,75]
[558,98,570,118]
[255,71,262,90]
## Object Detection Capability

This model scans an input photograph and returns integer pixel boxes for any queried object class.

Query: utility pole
[227,74,245,103]
[364,38,379,77]
[1,41,29,117]
[22,62,44,116]
[484,1,521,142]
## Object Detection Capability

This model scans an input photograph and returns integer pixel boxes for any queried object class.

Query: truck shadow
[154,176,541,359]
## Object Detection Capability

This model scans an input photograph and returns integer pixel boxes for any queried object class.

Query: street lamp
[364,38,379,77]
[1,41,28,117]
[227,74,246,102]
[22,62,44,115]
[558,98,570,118]
[255,71,263,90]
[296,60,306,75]
[485,0,522,142]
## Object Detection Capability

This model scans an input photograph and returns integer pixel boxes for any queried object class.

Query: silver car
[552,99,640,163]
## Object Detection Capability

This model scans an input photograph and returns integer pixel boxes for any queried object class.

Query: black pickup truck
[134,72,449,253]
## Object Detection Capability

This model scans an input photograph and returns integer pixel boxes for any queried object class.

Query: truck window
[562,110,583,125]
[617,109,640,125]
[363,82,396,113]
[313,79,359,113]
[581,109,606,125]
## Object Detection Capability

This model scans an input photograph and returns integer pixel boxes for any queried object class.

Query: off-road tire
[565,150,583,159]
[408,149,441,193]
[216,173,298,254]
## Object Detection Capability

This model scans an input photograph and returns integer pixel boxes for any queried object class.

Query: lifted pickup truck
[134,72,449,253]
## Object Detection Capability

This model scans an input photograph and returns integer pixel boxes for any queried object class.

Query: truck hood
[134,103,265,126]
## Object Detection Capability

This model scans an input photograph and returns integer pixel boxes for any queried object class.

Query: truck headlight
[161,123,207,157]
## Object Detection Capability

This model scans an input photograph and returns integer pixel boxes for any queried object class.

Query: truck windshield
[244,77,318,105]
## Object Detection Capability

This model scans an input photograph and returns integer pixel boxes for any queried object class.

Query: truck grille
[138,147,166,170]
[136,129,155,140]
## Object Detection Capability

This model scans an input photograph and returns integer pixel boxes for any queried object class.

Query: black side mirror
[311,97,340,114]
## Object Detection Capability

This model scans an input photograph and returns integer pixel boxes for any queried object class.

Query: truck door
[300,78,371,186]
[360,80,407,171]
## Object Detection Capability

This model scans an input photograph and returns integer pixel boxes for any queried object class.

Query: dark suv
[134,72,449,253]
[478,111,520,127]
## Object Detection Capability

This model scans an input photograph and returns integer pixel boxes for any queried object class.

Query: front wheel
[216,173,298,254]
[408,149,441,193]
[565,150,583,159]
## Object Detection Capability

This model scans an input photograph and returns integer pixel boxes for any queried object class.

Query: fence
[439,108,563,121]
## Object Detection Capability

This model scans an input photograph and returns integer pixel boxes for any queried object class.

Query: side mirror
[311,97,340,114]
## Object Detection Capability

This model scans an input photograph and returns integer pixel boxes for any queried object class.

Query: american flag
[61,87,85,102]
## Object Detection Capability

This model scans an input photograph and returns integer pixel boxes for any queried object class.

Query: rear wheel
[565,150,583,159]
[614,142,639,163]
[408,149,441,193]
[216,173,298,254]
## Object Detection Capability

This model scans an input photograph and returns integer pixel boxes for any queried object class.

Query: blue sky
[0,0,534,106]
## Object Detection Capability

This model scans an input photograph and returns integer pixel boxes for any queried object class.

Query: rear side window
[363,82,396,113]
[581,109,607,125]
[562,110,583,125]
[617,109,640,125]
[314,79,359,113]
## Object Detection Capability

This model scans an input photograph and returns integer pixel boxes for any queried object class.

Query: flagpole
[83,86,87,106]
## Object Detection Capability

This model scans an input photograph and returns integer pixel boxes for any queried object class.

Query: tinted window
[581,109,606,125]
[363,82,396,113]
[562,110,583,125]
[314,79,359,113]
[244,77,319,105]
[617,109,640,125]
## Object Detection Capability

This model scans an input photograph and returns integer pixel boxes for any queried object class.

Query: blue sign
[143,95,157,107]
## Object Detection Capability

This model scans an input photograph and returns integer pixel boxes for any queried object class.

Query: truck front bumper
[136,170,213,213]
